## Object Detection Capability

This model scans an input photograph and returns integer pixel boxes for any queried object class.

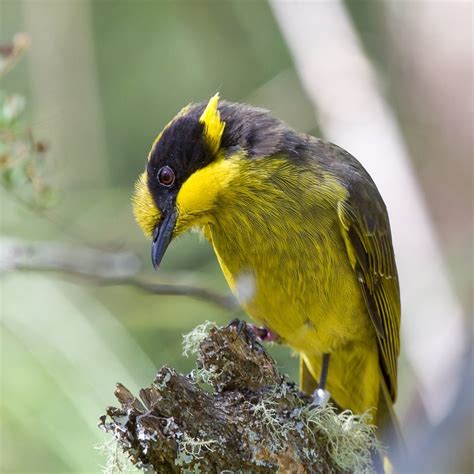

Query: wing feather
[338,198,401,401]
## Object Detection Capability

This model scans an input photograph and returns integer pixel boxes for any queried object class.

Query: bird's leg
[227,319,280,343]
[312,353,331,406]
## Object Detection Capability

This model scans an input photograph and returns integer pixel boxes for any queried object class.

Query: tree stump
[99,321,379,473]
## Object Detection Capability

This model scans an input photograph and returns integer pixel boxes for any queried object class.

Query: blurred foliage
[0,90,52,206]
[0,34,52,208]
[0,0,471,472]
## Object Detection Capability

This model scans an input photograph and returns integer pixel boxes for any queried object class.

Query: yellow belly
[206,218,380,415]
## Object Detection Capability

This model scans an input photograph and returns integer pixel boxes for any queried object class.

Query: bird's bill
[151,208,177,270]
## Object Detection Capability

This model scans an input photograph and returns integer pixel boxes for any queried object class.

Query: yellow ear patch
[199,93,225,155]
[176,156,240,231]
[132,172,160,237]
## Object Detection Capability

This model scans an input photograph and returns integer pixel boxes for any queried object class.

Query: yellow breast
[204,156,371,356]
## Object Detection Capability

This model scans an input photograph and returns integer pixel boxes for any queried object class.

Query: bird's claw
[227,319,267,354]
[227,318,248,335]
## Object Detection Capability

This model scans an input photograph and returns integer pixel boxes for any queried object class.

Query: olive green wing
[337,193,401,401]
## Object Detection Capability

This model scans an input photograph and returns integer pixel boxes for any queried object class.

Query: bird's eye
[157,166,175,187]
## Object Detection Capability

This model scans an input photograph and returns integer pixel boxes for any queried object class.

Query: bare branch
[0,238,237,311]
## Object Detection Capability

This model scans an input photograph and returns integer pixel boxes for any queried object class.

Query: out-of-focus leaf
[1,93,25,124]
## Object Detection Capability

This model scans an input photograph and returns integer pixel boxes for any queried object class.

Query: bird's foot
[227,319,266,354]
[312,388,331,407]
[248,324,280,343]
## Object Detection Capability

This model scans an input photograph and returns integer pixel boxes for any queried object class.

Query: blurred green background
[1,1,472,472]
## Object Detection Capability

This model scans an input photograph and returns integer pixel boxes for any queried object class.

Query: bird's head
[132,94,299,269]
[132,94,237,269]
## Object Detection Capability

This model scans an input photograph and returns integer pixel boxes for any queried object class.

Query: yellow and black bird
[133,94,401,442]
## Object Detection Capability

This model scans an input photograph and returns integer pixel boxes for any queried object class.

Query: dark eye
[157,166,175,187]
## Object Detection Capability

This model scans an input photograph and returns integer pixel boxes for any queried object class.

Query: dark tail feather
[377,377,405,471]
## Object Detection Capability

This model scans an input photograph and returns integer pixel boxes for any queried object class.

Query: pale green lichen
[247,381,379,473]
[250,397,292,448]
[190,365,222,387]
[154,370,172,391]
[175,433,218,467]
[300,405,380,474]
[182,321,216,357]
[96,439,140,474]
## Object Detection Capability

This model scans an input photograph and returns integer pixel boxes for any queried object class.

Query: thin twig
[102,278,236,311]
[0,238,237,311]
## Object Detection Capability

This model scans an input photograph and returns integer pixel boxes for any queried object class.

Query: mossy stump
[99,321,379,473]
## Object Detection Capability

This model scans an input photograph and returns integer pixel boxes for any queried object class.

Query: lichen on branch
[99,321,380,473]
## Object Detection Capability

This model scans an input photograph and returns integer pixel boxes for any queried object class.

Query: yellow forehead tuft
[132,172,160,237]
[199,93,225,155]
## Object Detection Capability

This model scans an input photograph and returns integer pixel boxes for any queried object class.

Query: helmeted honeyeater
[133,94,401,441]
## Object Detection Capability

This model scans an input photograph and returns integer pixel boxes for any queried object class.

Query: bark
[99,321,378,473]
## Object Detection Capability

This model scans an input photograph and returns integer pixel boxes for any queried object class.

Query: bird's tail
[377,377,405,472]
[299,355,319,394]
